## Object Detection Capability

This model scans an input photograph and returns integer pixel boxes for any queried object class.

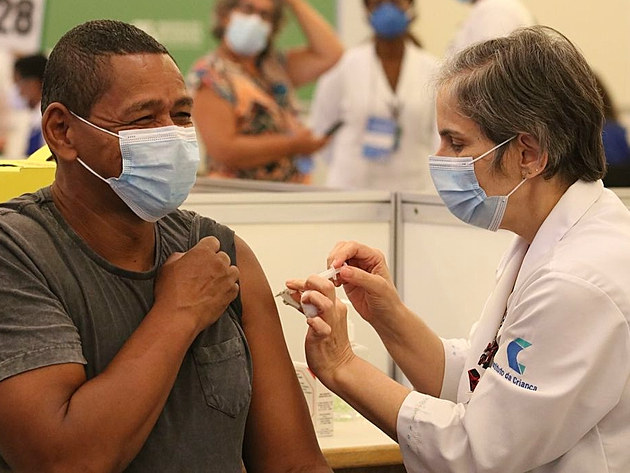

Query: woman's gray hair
[211,0,285,40]
[436,25,605,184]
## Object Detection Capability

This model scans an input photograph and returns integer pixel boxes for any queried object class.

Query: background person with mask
[286,26,630,472]
[446,0,534,57]
[188,0,343,183]
[0,50,12,155]
[13,53,47,157]
[309,0,438,192]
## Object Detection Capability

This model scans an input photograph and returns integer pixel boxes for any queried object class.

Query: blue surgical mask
[429,136,526,232]
[369,3,411,39]
[71,112,200,222]
[225,11,271,57]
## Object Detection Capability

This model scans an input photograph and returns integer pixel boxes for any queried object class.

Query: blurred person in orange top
[188,0,343,183]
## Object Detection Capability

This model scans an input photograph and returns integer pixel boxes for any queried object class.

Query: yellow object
[27,145,55,163]
[0,146,56,202]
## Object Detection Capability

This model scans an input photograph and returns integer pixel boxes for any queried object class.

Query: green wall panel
[41,1,336,100]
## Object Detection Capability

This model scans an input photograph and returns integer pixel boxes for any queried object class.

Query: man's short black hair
[41,19,171,116]
[14,53,47,82]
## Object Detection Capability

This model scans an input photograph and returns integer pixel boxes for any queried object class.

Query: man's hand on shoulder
[154,236,240,334]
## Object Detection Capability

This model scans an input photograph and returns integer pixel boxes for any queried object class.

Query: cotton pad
[275,266,342,317]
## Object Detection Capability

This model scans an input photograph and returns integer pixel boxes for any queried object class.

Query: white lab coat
[397,180,630,472]
[309,41,438,193]
[447,0,535,57]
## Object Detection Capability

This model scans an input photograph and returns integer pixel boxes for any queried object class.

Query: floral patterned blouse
[188,51,311,183]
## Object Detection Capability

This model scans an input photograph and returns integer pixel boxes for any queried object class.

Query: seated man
[0,19,330,472]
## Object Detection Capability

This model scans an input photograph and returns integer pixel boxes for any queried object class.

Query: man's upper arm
[0,227,87,468]
[236,236,330,471]
[0,231,85,383]
[0,363,87,469]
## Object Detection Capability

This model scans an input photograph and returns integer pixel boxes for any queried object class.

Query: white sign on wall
[0,0,46,54]
[132,19,205,49]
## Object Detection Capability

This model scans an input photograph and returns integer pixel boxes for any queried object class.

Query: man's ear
[517,133,547,178]
[41,103,78,163]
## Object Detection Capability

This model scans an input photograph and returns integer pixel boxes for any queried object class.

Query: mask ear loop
[75,157,112,183]
[68,111,122,181]
[487,171,528,232]
[506,175,528,198]
[471,135,518,164]
[69,111,120,138]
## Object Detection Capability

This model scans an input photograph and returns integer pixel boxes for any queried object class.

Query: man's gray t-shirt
[0,187,252,472]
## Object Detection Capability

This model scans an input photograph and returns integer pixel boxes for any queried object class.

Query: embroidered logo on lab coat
[469,337,538,393]
[492,338,538,392]
[507,337,531,374]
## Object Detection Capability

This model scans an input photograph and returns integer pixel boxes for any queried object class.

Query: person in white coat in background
[287,26,630,472]
[309,0,438,193]
[446,0,534,57]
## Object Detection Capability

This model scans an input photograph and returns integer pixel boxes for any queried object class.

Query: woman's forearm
[283,0,343,86]
[285,0,342,58]
[369,305,446,397]
[326,355,410,441]
[208,133,296,169]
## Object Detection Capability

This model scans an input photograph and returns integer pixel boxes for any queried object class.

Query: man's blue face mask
[71,112,200,222]
[428,136,526,232]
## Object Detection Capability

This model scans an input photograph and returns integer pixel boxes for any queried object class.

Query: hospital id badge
[362,116,401,161]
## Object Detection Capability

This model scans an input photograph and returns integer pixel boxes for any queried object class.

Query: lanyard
[478,310,507,369]
[369,44,404,125]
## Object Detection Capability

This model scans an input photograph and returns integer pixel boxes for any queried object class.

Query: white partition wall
[397,193,514,340]
[183,190,395,376]
[181,188,630,383]
[395,192,513,385]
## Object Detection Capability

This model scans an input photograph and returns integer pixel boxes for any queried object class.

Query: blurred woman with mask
[309,0,439,192]
[188,0,343,183]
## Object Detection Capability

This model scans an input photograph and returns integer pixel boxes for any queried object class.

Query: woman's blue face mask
[369,2,412,39]
[428,136,527,232]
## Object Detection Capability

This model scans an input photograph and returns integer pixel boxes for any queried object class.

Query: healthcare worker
[287,26,630,472]
[309,0,438,192]
[446,0,534,57]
